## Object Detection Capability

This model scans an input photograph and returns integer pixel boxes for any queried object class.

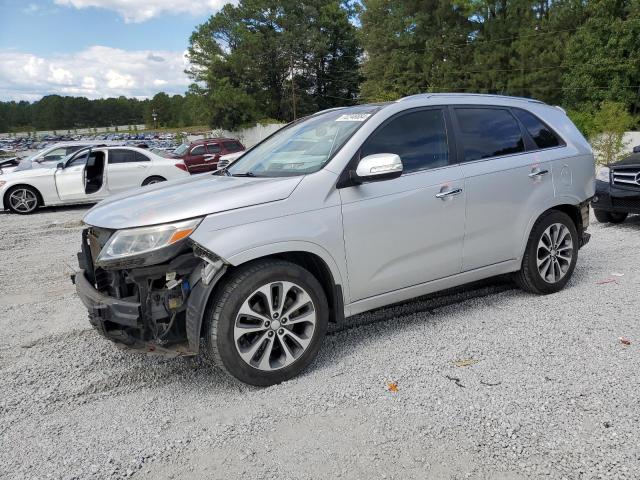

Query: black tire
[142,176,166,186]
[5,185,40,214]
[202,259,329,386]
[514,210,579,295]
[593,209,627,224]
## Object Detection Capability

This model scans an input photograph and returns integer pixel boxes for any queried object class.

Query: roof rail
[397,93,546,104]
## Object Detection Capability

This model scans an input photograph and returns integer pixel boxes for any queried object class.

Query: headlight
[97,218,202,262]
[596,166,610,182]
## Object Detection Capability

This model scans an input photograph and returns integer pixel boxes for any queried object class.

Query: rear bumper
[73,269,140,328]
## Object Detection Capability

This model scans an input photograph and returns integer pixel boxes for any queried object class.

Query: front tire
[202,260,329,386]
[6,186,40,214]
[593,209,627,224]
[514,210,578,295]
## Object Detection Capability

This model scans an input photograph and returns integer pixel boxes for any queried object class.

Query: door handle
[435,187,463,199]
[528,169,549,178]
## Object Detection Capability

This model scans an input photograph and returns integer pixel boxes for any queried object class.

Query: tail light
[175,162,188,172]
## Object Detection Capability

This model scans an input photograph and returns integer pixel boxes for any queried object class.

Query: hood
[0,166,54,180]
[612,153,640,168]
[83,173,304,229]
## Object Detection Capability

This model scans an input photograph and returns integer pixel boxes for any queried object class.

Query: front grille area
[612,197,640,211]
[80,226,114,290]
[612,168,640,189]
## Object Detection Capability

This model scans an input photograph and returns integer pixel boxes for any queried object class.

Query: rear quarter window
[223,141,243,152]
[134,152,150,162]
[512,109,563,149]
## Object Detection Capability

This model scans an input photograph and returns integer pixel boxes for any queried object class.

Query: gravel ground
[1,206,639,480]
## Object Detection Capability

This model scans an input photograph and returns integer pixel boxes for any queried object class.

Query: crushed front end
[73,223,225,356]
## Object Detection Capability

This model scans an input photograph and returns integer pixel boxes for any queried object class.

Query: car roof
[190,138,240,145]
[47,140,124,147]
[395,92,546,105]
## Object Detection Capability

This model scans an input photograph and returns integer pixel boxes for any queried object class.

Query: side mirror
[56,162,64,170]
[355,153,403,183]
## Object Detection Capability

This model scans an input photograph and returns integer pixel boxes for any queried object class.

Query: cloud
[23,3,41,14]
[54,0,234,23]
[0,46,191,101]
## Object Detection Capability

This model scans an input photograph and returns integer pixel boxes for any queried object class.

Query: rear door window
[108,149,136,164]
[206,143,221,154]
[512,109,562,149]
[454,108,525,162]
[360,108,449,174]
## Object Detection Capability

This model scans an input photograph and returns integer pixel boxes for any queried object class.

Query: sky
[0,0,233,101]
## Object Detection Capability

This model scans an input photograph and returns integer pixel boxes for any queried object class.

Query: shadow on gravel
[0,204,92,216]
[1,276,522,416]
[329,275,515,335]
[595,213,640,231]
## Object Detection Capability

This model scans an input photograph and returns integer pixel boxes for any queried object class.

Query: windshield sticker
[335,113,371,122]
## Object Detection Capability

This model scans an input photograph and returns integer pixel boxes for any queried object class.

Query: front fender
[227,240,344,287]
[190,205,348,295]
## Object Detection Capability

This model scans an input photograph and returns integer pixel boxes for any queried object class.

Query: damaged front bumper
[73,226,226,356]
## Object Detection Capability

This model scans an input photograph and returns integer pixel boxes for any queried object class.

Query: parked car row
[0,146,190,214]
[167,138,245,173]
[0,135,247,213]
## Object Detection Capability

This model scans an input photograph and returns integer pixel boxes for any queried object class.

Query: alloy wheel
[537,222,573,283]
[9,188,38,213]
[233,281,316,371]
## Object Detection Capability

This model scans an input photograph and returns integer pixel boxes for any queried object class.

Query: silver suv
[75,94,595,386]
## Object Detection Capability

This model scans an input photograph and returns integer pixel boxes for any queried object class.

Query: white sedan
[0,146,190,214]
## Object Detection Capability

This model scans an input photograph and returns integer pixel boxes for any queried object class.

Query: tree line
[2,0,640,134]
[0,93,207,133]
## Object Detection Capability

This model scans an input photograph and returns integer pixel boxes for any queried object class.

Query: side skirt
[345,259,520,317]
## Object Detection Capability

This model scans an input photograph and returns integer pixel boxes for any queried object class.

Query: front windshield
[173,144,189,156]
[14,149,80,172]
[227,105,381,177]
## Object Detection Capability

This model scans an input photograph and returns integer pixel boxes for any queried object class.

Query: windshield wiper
[231,171,256,177]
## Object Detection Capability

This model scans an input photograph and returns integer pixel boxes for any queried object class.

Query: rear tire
[593,209,627,224]
[142,176,166,186]
[514,210,578,295]
[202,260,329,386]
[6,185,40,214]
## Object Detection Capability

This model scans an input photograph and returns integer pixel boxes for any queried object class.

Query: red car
[171,138,245,173]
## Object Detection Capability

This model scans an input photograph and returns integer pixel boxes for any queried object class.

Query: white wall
[187,123,285,148]
[622,132,640,153]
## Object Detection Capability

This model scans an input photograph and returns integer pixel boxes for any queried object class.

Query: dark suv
[171,138,245,174]
[592,151,640,223]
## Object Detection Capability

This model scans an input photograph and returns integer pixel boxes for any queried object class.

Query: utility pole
[290,54,297,121]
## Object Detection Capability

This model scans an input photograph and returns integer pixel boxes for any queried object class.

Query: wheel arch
[189,246,346,353]
[3,183,45,210]
[141,175,167,186]
[518,200,583,260]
